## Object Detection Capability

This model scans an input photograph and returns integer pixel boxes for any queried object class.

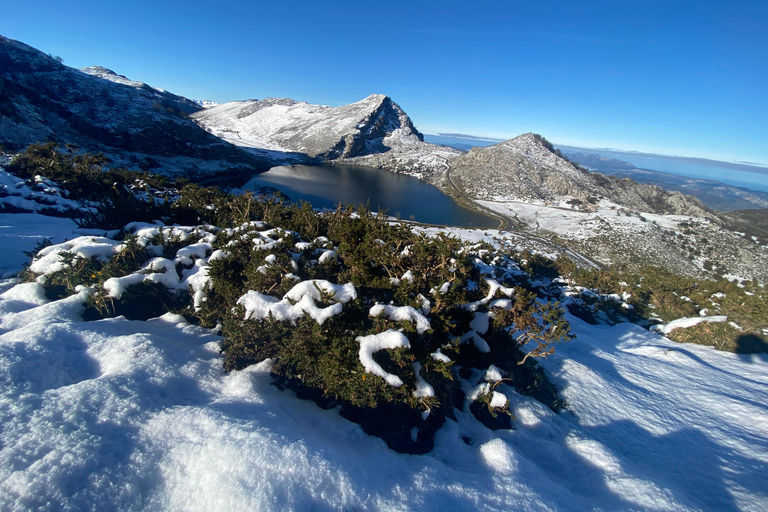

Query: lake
[240,164,498,228]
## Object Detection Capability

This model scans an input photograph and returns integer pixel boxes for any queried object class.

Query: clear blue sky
[3,1,767,165]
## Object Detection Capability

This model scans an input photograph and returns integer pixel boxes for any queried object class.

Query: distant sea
[424,134,768,194]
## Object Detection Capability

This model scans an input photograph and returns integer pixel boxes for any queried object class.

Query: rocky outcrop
[448,133,713,218]
[192,93,465,180]
[0,36,268,175]
[192,94,426,159]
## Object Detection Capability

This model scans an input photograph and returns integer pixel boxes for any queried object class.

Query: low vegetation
[7,143,768,452]
[553,259,768,352]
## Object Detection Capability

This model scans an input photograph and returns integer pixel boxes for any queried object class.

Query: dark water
[241,164,497,228]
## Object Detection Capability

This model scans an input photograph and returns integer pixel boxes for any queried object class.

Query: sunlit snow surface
[1,214,768,511]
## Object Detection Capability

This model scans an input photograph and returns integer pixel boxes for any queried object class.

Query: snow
[656,315,729,335]
[282,279,357,304]
[1,211,768,511]
[355,330,411,387]
[0,213,80,278]
[460,330,492,353]
[464,278,515,312]
[28,236,123,275]
[0,169,94,216]
[430,350,451,363]
[237,279,356,326]
[489,391,508,409]
[412,362,435,398]
[369,303,431,334]
[484,365,504,382]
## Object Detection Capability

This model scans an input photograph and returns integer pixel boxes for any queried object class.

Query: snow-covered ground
[0,213,80,278]
[476,199,687,242]
[1,210,767,511]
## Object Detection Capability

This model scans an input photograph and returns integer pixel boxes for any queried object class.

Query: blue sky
[3,1,767,165]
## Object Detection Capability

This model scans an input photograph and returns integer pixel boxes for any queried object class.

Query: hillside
[443,134,768,280]
[0,153,767,510]
[447,133,712,217]
[0,36,269,176]
[192,95,462,180]
[562,150,768,211]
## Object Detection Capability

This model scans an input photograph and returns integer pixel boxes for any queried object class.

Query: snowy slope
[192,94,461,178]
[476,199,768,281]
[1,204,767,511]
[192,94,423,158]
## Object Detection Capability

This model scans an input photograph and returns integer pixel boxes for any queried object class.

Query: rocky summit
[192,94,462,180]
[447,133,712,218]
[192,94,422,159]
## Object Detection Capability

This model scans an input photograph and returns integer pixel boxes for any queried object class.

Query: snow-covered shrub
[7,143,178,227]
[556,262,768,352]
[199,205,573,453]
[16,162,575,452]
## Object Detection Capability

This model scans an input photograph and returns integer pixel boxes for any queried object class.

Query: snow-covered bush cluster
[21,198,575,453]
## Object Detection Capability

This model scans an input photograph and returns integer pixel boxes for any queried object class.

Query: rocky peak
[192,93,424,160]
[449,132,713,217]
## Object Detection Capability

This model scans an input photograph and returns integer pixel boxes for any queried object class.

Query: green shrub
[15,147,575,453]
[200,206,572,453]
[556,262,768,352]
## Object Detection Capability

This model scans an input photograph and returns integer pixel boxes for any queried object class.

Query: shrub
[200,206,572,452]
[15,148,575,453]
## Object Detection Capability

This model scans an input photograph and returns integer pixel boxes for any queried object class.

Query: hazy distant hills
[562,151,768,211]
[425,134,768,212]
[0,36,269,175]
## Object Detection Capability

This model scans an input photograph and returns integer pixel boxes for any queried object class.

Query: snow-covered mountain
[192,99,219,109]
[192,94,462,179]
[192,94,421,159]
[0,36,268,175]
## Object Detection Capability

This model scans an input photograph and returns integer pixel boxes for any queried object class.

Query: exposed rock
[192,94,421,158]
[0,35,269,176]
[335,129,462,184]
[447,133,713,218]
[192,93,462,178]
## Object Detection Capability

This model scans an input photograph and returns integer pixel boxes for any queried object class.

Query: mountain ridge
[0,35,269,176]
[446,133,714,218]
[192,94,424,159]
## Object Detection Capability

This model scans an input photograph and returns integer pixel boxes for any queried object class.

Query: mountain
[192,94,422,159]
[192,94,462,180]
[192,99,219,109]
[0,36,268,175]
[440,133,768,280]
[446,133,712,217]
